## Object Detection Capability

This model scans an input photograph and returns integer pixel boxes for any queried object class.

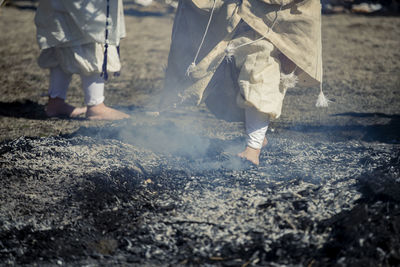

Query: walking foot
[238,146,261,166]
[46,97,86,118]
[86,103,130,120]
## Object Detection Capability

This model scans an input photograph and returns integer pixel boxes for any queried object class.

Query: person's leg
[81,73,105,107]
[46,66,87,117]
[232,30,282,165]
[81,74,130,120]
[238,106,269,165]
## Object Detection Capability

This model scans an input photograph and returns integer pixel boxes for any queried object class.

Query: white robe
[163,0,322,120]
[35,0,126,75]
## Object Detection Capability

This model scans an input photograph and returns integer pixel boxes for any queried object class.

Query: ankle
[238,146,261,165]
[48,97,66,105]
[246,146,261,154]
[86,102,105,112]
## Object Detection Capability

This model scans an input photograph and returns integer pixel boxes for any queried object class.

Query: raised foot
[86,103,130,121]
[238,146,261,166]
[46,97,87,118]
[237,137,267,166]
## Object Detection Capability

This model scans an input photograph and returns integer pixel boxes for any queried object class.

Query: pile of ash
[0,121,399,266]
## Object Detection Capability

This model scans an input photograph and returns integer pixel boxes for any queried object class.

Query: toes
[237,151,259,166]
[86,112,130,121]
[70,107,87,118]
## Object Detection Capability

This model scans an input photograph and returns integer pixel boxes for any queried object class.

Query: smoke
[117,120,210,158]
[111,113,250,171]
[74,95,250,171]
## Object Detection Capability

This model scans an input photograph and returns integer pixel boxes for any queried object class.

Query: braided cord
[101,0,110,80]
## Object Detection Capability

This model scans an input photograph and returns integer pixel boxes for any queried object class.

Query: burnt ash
[316,158,400,266]
[0,121,399,266]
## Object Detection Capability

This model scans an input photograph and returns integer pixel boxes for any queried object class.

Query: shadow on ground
[0,100,47,120]
[279,112,400,144]
[4,0,37,10]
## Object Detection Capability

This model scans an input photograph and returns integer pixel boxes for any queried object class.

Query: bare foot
[262,137,268,148]
[237,137,267,165]
[86,103,130,120]
[238,146,261,166]
[46,97,86,118]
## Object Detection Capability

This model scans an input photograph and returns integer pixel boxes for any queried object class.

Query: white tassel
[280,72,298,89]
[315,90,330,108]
[224,43,236,62]
[186,62,196,76]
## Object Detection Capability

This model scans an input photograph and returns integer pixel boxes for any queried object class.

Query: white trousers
[48,67,105,106]
[245,106,270,149]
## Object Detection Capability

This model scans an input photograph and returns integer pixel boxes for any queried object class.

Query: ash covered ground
[1,1,400,267]
[1,112,400,266]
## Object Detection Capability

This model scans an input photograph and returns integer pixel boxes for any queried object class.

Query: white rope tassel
[186,0,217,76]
[186,62,196,76]
[224,43,236,62]
[315,5,329,109]
[315,84,330,108]
[280,71,298,89]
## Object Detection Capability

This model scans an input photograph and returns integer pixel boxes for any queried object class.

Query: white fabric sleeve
[48,67,72,100]
[245,106,270,149]
[81,74,105,106]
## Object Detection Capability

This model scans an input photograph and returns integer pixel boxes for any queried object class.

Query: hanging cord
[186,0,217,76]
[315,7,329,108]
[225,4,283,62]
[315,82,330,107]
[114,45,121,77]
[101,0,110,80]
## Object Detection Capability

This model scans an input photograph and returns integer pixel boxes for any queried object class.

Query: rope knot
[186,62,196,76]
[280,72,298,89]
[224,43,236,62]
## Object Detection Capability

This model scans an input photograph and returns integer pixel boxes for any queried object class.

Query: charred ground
[1,2,400,267]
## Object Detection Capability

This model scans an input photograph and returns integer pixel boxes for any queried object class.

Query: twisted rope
[186,0,217,76]
[101,0,110,80]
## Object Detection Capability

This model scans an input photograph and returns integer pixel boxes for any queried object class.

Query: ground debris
[0,130,399,266]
